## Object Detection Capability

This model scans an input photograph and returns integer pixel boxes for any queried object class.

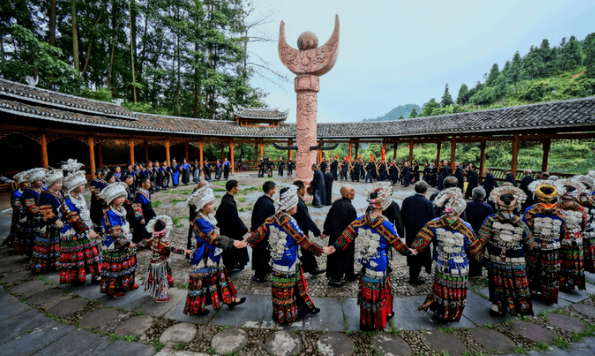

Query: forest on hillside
[0,0,272,120]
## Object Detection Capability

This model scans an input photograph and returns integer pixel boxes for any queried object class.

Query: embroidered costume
[140,216,186,302]
[7,171,28,255]
[477,186,536,316]
[100,183,137,297]
[21,168,47,256]
[523,181,565,304]
[574,175,595,273]
[184,186,240,315]
[59,161,101,285]
[28,169,63,273]
[555,180,588,290]
[412,188,482,322]
[247,186,324,325]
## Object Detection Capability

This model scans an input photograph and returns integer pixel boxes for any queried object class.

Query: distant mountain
[363,104,422,121]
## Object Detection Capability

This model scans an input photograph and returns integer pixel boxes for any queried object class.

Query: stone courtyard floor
[1,172,595,355]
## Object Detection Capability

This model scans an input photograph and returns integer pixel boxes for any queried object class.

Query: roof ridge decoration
[233,105,289,120]
[0,77,138,121]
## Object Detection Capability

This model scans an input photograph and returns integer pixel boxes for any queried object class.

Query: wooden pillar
[230,142,235,174]
[318,138,323,163]
[40,133,49,169]
[129,139,135,165]
[541,139,551,172]
[393,143,397,161]
[354,142,359,161]
[199,141,204,176]
[511,133,520,177]
[97,142,103,169]
[220,143,225,161]
[144,141,149,164]
[450,136,456,171]
[349,141,353,159]
[88,137,96,178]
[382,140,386,161]
[288,139,293,160]
[259,142,264,157]
[184,142,189,161]
[165,139,170,165]
[409,139,414,163]
[436,141,441,165]
[479,140,486,183]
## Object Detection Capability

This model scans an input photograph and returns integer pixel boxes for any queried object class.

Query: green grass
[169,189,194,195]
[388,319,401,336]
[238,207,245,212]
[174,342,186,351]
[552,336,570,349]
[171,198,186,205]
[531,342,550,351]
[174,282,188,290]
[171,216,189,225]
[439,326,456,335]
[36,275,53,285]
[150,340,165,352]
[152,200,162,208]
[238,197,246,202]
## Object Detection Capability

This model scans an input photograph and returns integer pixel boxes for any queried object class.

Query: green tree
[559,36,584,71]
[584,32,595,78]
[509,51,525,90]
[441,83,454,107]
[457,83,469,105]
[0,24,82,92]
[421,98,440,116]
[398,115,405,120]
[486,63,500,86]
[409,108,418,118]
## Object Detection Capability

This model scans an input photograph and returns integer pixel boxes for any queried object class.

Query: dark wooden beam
[542,139,551,172]
[511,133,520,176]
[479,140,486,183]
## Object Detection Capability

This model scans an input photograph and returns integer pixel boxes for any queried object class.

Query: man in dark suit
[324,167,333,206]
[294,180,325,276]
[464,164,479,199]
[310,164,325,208]
[250,181,276,283]
[462,187,493,277]
[437,160,451,190]
[454,162,465,192]
[215,180,249,271]
[401,181,435,284]
[323,186,357,287]
[504,168,517,186]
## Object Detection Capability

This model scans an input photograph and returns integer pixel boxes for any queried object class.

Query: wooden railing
[485,168,574,183]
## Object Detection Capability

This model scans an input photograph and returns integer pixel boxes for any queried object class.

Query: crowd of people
[3,157,595,331]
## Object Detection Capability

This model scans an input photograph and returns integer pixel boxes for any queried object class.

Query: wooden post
[184,142,189,161]
[436,141,441,165]
[479,140,486,183]
[165,139,170,165]
[354,142,359,161]
[318,139,323,163]
[259,142,264,157]
[40,133,49,168]
[450,136,456,171]
[220,143,225,161]
[230,141,235,174]
[288,139,293,160]
[393,143,397,161]
[541,139,551,172]
[199,141,204,176]
[97,142,103,169]
[88,137,96,178]
[511,133,520,177]
[144,141,149,164]
[409,139,414,163]
[129,139,135,165]
[349,141,353,159]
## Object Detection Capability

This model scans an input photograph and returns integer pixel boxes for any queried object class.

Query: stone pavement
[3,174,595,355]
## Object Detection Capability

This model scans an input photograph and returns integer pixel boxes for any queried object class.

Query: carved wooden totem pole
[277,15,340,184]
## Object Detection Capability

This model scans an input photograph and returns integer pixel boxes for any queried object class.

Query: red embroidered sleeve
[247,217,272,246]
[11,199,22,211]
[132,203,144,220]
[375,222,411,256]
[24,198,39,215]
[412,222,436,252]
[192,223,233,249]
[39,204,54,222]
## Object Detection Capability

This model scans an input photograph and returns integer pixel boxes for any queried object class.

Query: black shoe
[328,281,345,288]
[387,312,395,320]
[409,279,425,286]
[489,309,504,317]
[198,309,211,316]
[314,204,323,208]
[310,307,321,314]
[310,268,326,276]
[252,276,267,284]
[346,274,359,282]
[387,266,393,274]
[228,297,246,309]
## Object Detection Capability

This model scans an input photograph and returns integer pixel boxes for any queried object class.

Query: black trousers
[326,239,355,281]
[300,248,319,273]
[252,239,271,279]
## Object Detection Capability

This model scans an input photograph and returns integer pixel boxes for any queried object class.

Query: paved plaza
[1,173,595,355]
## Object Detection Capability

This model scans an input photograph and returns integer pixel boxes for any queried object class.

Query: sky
[244,0,595,123]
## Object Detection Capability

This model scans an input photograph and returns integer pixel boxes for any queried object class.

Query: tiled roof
[233,106,288,120]
[1,78,594,139]
[0,78,138,120]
